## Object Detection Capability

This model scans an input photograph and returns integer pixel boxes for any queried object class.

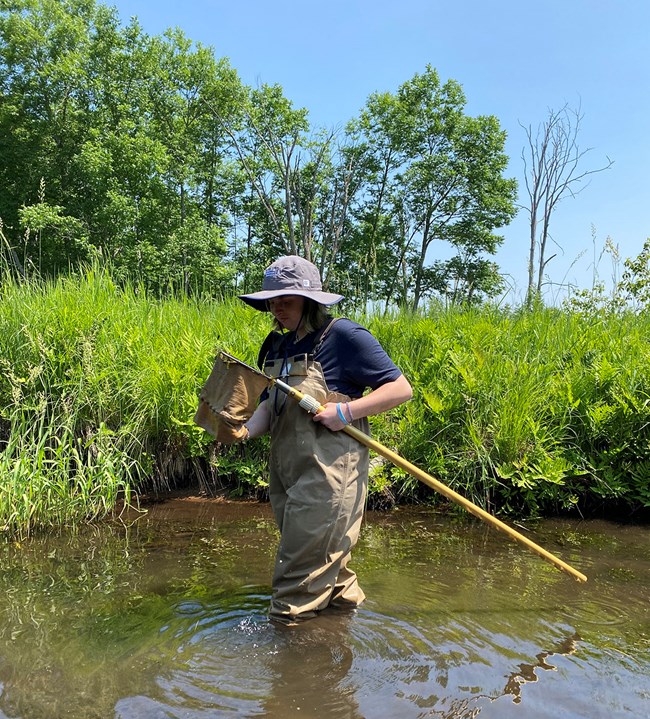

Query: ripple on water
[340,601,650,719]
[116,593,366,718]
[5,511,649,719]
[560,583,648,628]
[114,594,279,717]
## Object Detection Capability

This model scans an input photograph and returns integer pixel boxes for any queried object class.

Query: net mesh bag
[194,354,268,443]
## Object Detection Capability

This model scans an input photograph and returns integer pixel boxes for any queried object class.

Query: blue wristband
[336,403,349,425]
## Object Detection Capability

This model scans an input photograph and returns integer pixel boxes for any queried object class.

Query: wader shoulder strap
[311,317,342,357]
[257,331,285,369]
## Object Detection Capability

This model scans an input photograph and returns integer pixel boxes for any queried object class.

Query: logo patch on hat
[302,280,311,287]
[265,267,280,279]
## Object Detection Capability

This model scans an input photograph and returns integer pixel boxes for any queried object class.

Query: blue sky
[109,0,649,302]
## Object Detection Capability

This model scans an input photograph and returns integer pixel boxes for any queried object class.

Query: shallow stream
[0,499,648,718]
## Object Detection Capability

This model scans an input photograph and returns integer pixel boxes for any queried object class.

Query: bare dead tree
[520,104,613,306]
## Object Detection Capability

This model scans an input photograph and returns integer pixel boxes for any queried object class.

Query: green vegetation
[1,0,516,309]
[377,305,650,517]
[2,1,649,536]
[2,267,649,537]
[0,266,267,536]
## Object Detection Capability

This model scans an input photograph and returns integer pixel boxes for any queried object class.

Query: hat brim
[238,289,344,312]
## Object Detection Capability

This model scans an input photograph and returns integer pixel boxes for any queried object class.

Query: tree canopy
[1,0,518,307]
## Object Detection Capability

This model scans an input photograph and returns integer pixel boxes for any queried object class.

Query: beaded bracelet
[336,403,349,425]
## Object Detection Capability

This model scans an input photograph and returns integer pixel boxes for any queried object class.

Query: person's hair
[271,298,331,335]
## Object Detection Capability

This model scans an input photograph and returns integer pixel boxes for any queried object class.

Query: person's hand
[312,402,348,431]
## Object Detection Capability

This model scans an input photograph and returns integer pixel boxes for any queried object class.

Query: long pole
[219,351,587,583]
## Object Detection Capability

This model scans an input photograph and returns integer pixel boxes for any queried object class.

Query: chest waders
[264,354,370,625]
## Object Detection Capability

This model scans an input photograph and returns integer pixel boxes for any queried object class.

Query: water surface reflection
[0,500,647,718]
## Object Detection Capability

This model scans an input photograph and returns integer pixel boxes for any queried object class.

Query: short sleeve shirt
[263,318,402,398]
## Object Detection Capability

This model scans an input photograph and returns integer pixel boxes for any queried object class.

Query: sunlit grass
[0,265,270,537]
[0,409,136,535]
[368,305,650,516]
[1,264,650,536]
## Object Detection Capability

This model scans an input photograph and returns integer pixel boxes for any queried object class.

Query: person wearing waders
[237,256,412,626]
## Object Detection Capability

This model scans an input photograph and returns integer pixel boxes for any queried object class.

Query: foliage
[2,269,650,537]
[0,409,136,536]
[1,1,647,535]
[0,266,270,536]
[1,0,517,307]
[618,237,650,307]
[367,305,650,518]
[1,0,242,293]
[349,67,517,310]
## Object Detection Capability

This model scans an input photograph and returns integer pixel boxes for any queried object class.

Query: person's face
[268,295,305,332]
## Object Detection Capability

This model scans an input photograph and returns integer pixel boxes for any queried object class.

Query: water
[0,499,648,718]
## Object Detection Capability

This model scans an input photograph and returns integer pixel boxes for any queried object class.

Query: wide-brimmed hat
[238,255,344,312]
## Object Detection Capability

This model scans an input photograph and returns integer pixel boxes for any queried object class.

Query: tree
[1,0,241,292]
[345,91,406,307]
[217,84,309,256]
[521,103,613,306]
[619,238,650,309]
[215,83,367,295]
[1,3,516,306]
[352,66,517,310]
[0,0,107,240]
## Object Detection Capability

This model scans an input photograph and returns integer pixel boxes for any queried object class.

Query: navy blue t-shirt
[261,318,401,399]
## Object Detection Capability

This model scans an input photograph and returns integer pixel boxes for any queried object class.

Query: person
[237,255,412,625]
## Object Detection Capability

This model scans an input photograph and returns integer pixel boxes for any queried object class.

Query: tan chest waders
[264,354,370,624]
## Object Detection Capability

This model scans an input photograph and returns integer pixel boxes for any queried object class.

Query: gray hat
[238,255,344,312]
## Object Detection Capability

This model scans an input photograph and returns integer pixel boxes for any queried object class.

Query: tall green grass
[0,266,270,536]
[1,265,649,537]
[368,304,650,517]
